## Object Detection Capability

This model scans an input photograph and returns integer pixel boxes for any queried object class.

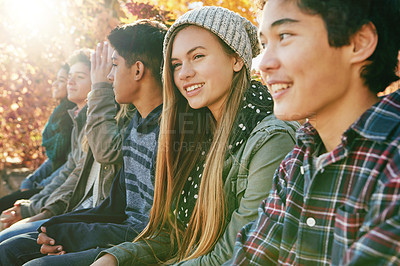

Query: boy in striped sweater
[0,20,166,265]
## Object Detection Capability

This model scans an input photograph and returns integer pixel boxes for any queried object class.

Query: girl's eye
[194,54,204,60]
[172,63,182,71]
[260,42,267,50]
[112,63,117,67]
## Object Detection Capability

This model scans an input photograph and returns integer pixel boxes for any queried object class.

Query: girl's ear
[233,57,244,72]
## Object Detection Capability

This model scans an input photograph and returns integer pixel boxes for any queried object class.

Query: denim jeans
[0,232,43,266]
[24,247,107,266]
[0,222,138,265]
[0,219,49,243]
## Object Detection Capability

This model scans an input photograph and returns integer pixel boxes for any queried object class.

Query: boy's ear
[133,61,145,80]
[233,57,244,72]
[350,22,378,64]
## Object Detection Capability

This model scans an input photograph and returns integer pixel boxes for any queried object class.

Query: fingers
[0,215,19,227]
[94,41,112,67]
[102,41,108,65]
[107,42,113,64]
[91,41,113,84]
[91,50,96,71]
[2,206,16,215]
[37,232,55,245]
[40,244,64,255]
[0,216,11,223]
[96,42,103,68]
[14,200,23,206]
[48,250,67,256]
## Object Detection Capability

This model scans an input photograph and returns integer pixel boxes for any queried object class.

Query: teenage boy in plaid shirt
[229,0,400,265]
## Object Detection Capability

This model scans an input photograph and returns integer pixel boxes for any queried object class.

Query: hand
[37,226,66,255]
[91,254,118,266]
[91,41,113,84]
[1,204,22,228]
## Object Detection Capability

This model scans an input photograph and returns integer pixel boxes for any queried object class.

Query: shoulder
[236,115,299,161]
[249,114,299,141]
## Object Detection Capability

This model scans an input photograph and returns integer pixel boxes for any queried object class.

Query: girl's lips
[184,83,204,97]
[185,83,204,92]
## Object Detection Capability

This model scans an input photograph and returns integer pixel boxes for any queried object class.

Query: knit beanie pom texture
[164,6,261,78]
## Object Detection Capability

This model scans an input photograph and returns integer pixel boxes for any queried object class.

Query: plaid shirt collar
[297,89,400,151]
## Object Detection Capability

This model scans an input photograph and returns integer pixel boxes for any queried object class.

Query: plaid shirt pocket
[332,206,367,265]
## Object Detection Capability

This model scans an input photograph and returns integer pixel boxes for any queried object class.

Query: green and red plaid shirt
[231,89,400,265]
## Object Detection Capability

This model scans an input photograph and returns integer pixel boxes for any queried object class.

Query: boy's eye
[279,33,291,41]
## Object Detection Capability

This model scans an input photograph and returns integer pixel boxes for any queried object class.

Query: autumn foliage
[1,0,398,170]
[0,0,259,170]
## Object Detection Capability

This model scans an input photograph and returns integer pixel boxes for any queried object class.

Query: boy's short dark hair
[67,48,92,70]
[60,62,70,73]
[107,20,168,85]
[257,0,400,93]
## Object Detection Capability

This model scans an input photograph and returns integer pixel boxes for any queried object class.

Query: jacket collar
[349,89,400,142]
[68,105,88,134]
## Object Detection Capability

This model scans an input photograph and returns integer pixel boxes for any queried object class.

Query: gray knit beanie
[164,6,261,78]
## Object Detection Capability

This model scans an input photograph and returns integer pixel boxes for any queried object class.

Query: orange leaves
[0,0,260,170]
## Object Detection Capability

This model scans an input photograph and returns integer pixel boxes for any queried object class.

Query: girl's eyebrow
[171,46,206,61]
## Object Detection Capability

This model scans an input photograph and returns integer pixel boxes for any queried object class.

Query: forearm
[41,157,83,215]
[20,159,54,190]
[86,83,123,164]
[96,232,173,265]
[20,157,74,218]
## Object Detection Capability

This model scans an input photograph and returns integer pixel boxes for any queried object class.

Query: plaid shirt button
[306,217,316,227]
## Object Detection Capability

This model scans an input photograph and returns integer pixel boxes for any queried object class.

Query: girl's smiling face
[171,25,243,121]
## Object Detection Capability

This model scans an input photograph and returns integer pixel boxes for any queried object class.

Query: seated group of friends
[0,0,400,265]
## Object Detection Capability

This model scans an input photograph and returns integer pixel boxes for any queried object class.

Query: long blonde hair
[136,25,249,263]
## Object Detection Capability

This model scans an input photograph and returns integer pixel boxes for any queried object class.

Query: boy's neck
[310,86,379,152]
[76,101,86,111]
[133,79,163,119]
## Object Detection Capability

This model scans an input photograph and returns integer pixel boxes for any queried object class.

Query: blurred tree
[0,0,122,169]
[1,0,398,170]
[122,0,258,26]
